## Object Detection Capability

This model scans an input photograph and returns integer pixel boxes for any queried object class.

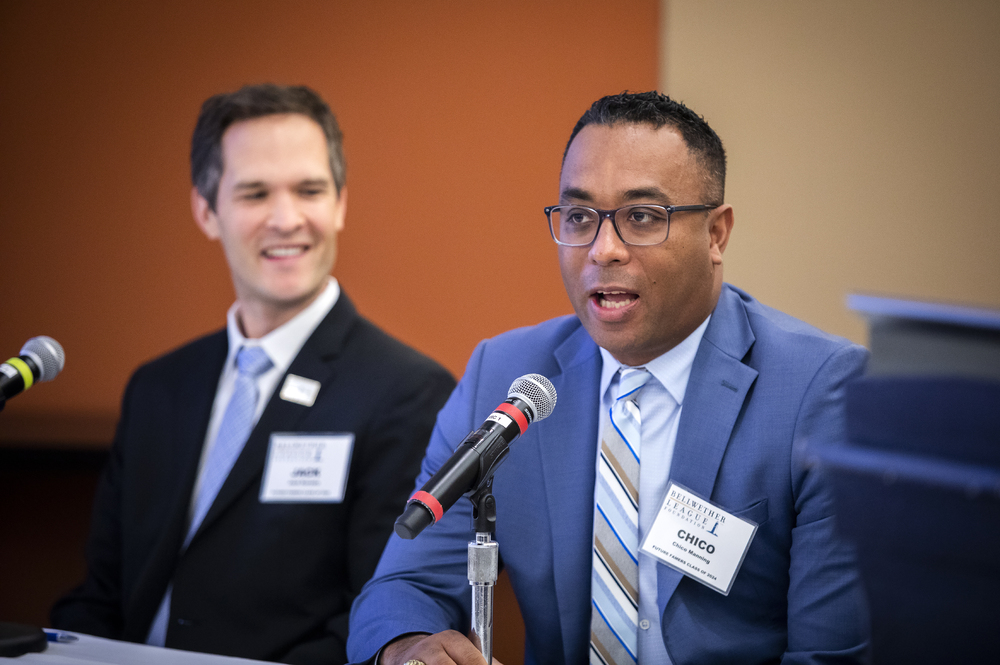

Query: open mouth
[262,245,308,258]
[594,290,639,309]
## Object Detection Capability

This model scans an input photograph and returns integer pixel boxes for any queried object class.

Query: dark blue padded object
[815,376,1000,664]
[845,376,1000,467]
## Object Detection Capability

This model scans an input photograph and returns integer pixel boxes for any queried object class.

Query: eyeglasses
[544,204,719,247]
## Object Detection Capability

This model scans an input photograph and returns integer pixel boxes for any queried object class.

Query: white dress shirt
[188,277,341,517]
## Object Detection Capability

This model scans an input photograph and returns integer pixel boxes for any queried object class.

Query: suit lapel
[124,332,227,638]
[538,324,602,663]
[657,286,758,614]
[166,338,230,533]
[186,295,357,547]
[537,295,759,654]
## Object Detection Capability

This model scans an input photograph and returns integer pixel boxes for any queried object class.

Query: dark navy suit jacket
[53,294,455,664]
[349,285,870,664]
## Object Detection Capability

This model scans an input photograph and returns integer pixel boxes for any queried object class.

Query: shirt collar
[599,314,712,405]
[224,277,340,375]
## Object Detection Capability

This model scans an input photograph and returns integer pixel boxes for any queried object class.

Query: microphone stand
[468,480,498,664]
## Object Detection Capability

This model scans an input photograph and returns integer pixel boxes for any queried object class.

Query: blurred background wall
[0,0,658,651]
[663,0,1000,342]
[2,0,998,659]
[0,0,656,447]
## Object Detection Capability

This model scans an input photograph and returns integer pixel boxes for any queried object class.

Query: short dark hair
[191,83,345,209]
[564,91,726,205]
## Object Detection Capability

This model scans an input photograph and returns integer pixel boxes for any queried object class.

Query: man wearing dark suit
[51,84,455,664]
[348,92,869,664]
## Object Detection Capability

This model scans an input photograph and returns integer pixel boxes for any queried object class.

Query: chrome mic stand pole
[468,483,498,663]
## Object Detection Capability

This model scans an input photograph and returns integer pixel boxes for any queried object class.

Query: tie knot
[617,367,650,401]
[236,346,273,378]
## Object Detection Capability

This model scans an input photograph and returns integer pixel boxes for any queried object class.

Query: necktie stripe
[620,401,642,433]
[596,464,639,525]
[617,382,644,399]
[600,440,638,505]
[609,415,640,462]
[619,369,649,394]
[594,540,638,604]
[595,473,638,538]
[592,571,638,630]
[592,601,638,659]
[591,626,635,665]
[591,367,650,665]
[598,456,637,512]
[590,639,612,665]
[595,502,637,562]
[594,562,636,613]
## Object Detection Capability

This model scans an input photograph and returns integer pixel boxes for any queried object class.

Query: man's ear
[191,187,220,240]
[333,186,347,232]
[709,204,734,265]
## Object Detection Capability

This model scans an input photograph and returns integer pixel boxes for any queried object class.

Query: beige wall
[662,0,1000,345]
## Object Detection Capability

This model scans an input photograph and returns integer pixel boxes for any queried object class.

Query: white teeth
[597,291,636,309]
[264,246,305,257]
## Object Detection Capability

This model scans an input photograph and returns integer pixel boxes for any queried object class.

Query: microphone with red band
[394,373,557,539]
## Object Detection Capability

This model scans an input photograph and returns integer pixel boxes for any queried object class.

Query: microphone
[0,336,66,402]
[394,373,557,540]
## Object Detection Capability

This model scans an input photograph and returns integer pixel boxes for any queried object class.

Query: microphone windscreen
[20,336,65,382]
[507,374,557,422]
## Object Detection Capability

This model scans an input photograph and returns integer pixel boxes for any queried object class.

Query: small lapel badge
[279,374,321,407]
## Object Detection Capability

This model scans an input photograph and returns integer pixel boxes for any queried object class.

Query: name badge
[639,482,757,595]
[260,433,354,503]
[280,374,321,407]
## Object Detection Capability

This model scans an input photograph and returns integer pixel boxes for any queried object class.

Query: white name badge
[260,433,354,503]
[279,374,321,407]
[639,482,758,596]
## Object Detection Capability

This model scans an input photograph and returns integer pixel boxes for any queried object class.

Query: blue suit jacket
[349,285,870,664]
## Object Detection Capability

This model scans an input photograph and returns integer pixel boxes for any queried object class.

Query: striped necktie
[146,345,272,647]
[591,367,650,665]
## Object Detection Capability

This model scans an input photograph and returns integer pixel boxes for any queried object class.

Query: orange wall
[0,0,658,445]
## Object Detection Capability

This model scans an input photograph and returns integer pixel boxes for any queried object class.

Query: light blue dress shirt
[597,314,710,664]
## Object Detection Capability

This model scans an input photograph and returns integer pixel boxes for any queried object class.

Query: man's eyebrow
[231,178,331,191]
[560,186,674,204]
[233,180,267,191]
[559,187,593,202]
[621,187,671,204]
[298,178,331,188]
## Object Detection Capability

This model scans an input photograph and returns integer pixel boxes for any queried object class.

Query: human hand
[381,630,502,665]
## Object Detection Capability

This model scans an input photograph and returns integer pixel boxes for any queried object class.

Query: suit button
[639,619,650,630]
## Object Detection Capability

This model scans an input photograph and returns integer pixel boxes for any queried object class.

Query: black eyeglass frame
[543,204,719,247]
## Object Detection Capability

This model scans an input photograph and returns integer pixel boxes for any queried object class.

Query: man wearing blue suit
[348,91,869,664]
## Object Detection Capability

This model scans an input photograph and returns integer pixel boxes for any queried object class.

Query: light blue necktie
[146,345,273,646]
[184,345,273,547]
[591,368,650,665]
